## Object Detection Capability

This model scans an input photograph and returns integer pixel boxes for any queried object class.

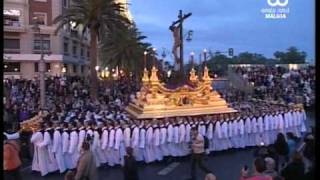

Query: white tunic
[237,119,246,148]
[153,127,163,161]
[212,121,222,151]
[160,126,169,157]
[68,130,79,169]
[52,129,66,173]
[144,127,154,163]
[244,117,252,147]
[114,128,125,165]
[101,128,109,163]
[61,131,72,169]
[31,131,49,176]
[167,124,174,156]
[77,128,86,152]
[131,126,142,161]
[138,128,146,162]
[123,127,131,148]
[277,114,285,134]
[39,131,58,173]
[179,124,187,156]
[108,128,116,166]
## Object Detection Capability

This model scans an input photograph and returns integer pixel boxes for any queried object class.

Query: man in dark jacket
[123,147,139,180]
[281,152,305,180]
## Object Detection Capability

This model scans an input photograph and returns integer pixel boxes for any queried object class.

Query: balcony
[70,29,78,38]
[4,20,26,32]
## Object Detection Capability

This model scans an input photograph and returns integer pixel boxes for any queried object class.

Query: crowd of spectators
[3,75,140,131]
[227,65,315,107]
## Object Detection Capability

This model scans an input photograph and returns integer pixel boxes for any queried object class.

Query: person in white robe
[61,124,72,170]
[92,127,102,167]
[138,123,146,162]
[262,112,271,146]
[159,122,169,158]
[39,125,58,173]
[152,122,163,161]
[277,111,285,135]
[270,112,278,143]
[231,116,239,148]
[144,123,154,163]
[52,124,66,173]
[205,119,213,154]
[173,121,180,157]
[299,107,307,134]
[250,115,259,146]
[101,124,110,165]
[257,113,264,146]
[167,120,175,156]
[244,115,252,147]
[77,122,86,153]
[114,124,125,165]
[287,109,295,134]
[292,109,301,138]
[184,120,192,155]
[123,124,131,148]
[131,123,142,161]
[284,110,290,134]
[68,123,79,169]
[237,115,246,148]
[228,118,235,149]
[31,128,49,176]
[220,116,231,150]
[107,125,116,166]
[212,118,222,151]
[178,120,187,156]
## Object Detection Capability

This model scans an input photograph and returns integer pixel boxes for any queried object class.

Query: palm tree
[53,0,130,99]
[100,24,152,76]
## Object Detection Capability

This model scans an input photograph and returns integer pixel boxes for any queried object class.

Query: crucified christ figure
[170,25,181,66]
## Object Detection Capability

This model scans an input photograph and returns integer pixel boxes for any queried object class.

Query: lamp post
[203,48,207,66]
[144,51,147,69]
[32,17,46,110]
[190,51,195,67]
[152,48,157,67]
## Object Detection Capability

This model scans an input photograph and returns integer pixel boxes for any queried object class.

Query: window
[73,65,77,73]
[64,64,68,73]
[33,34,50,52]
[34,63,50,72]
[46,63,51,72]
[4,39,20,49]
[72,41,77,57]
[63,40,69,55]
[33,12,47,25]
[81,65,84,73]
[63,0,68,7]
[4,9,21,27]
[34,63,38,72]
[87,48,90,58]
[4,62,20,72]
[80,46,84,57]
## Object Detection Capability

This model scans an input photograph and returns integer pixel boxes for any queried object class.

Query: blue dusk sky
[130,0,315,64]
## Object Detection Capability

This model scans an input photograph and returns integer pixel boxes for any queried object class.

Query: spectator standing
[273,133,289,169]
[240,157,272,180]
[74,141,97,180]
[281,152,305,180]
[3,134,22,180]
[286,132,298,158]
[123,147,139,180]
[263,157,278,178]
[190,127,211,180]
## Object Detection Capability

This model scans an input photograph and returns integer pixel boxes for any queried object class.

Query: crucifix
[169,10,192,81]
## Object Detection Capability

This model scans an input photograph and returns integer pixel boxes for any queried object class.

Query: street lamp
[203,48,207,65]
[32,16,46,110]
[144,51,147,69]
[190,51,195,67]
[152,48,157,67]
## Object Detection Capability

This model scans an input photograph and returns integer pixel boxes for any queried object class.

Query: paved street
[21,110,314,180]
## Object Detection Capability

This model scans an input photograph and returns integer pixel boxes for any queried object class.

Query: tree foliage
[53,0,131,99]
[273,46,307,64]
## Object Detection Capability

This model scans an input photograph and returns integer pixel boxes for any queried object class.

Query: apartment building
[4,0,90,79]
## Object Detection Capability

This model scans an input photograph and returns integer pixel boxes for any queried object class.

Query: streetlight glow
[144,51,147,55]
[203,49,207,53]
[95,66,100,71]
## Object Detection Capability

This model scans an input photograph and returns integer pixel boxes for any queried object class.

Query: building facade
[4,0,90,79]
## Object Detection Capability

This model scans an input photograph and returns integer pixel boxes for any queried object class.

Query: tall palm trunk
[90,28,98,100]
